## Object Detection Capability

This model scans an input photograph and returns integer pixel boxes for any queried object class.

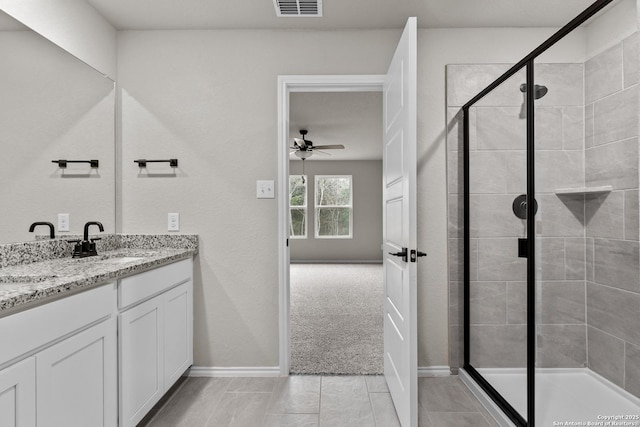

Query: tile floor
[140,374,500,426]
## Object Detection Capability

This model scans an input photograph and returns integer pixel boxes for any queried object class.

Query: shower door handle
[518,238,528,258]
[389,247,408,262]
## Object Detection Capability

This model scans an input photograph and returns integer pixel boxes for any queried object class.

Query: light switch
[257,180,275,199]
[168,213,180,231]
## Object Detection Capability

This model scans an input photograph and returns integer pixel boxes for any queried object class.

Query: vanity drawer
[118,258,192,310]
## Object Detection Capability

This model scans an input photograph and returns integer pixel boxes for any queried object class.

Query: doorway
[276,75,386,375]
[287,91,384,374]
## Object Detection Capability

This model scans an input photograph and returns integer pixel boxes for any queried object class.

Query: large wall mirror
[0,9,115,244]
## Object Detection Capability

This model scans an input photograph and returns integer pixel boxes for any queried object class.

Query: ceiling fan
[290,129,345,160]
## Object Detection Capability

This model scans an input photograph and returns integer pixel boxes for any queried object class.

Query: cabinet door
[36,318,117,427]
[119,296,164,427]
[163,281,193,386]
[0,358,35,427]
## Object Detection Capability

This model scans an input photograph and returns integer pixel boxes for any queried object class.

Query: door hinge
[410,249,427,262]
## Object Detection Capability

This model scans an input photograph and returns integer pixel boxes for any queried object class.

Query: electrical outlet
[256,180,275,199]
[168,213,180,231]
[58,213,69,232]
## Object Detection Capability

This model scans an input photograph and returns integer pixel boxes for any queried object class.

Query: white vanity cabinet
[0,357,36,427]
[118,258,193,427]
[0,283,117,427]
[36,318,117,427]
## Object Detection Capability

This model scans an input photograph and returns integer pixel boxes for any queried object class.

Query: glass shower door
[465,68,530,424]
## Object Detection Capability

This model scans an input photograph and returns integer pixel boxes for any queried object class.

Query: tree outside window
[289,175,307,238]
[315,175,352,238]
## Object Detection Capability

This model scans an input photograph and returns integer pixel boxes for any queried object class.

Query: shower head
[520,83,548,99]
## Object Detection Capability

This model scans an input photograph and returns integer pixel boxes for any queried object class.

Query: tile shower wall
[446,32,640,399]
[585,33,640,397]
[447,62,587,371]
[533,61,588,369]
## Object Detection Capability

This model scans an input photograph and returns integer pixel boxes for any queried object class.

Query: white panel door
[0,358,35,427]
[382,16,418,427]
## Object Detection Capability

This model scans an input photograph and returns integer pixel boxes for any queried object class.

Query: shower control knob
[512,194,538,220]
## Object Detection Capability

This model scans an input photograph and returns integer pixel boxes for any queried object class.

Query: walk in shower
[447,0,640,425]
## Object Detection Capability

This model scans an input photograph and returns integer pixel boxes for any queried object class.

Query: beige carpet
[289,263,384,375]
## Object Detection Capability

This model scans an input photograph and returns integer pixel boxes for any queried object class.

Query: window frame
[314,174,353,239]
[288,174,308,239]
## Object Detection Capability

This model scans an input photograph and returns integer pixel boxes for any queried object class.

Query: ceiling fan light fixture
[294,150,313,159]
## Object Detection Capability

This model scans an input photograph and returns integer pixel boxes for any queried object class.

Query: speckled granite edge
[0,234,198,268]
[0,247,195,314]
[118,234,199,252]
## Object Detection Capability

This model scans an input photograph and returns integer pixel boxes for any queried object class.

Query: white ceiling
[290,92,382,161]
[87,0,602,30]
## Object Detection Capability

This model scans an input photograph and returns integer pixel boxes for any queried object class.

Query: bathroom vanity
[0,238,196,427]
[0,282,117,427]
[118,258,193,427]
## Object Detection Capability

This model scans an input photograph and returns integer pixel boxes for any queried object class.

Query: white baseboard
[190,365,450,378]
[189,366,282,377]
[290,260,383,264]
[418,366,451,377]
[290,259,382,264]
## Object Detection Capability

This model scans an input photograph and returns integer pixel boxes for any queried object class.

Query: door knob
[410,249,427,262]
[389,247,408,262]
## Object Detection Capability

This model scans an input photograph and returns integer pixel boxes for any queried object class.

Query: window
[315,175,352,238]
[289,175,307,238]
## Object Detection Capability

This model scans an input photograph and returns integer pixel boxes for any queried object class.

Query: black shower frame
[461,0,615,425]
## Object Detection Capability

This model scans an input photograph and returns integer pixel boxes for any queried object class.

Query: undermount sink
[96,256,144,264]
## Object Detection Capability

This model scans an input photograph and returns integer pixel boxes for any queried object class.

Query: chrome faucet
[29,222,55,239]
[69,221,104,258]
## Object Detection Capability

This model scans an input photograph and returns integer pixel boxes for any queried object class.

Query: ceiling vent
[273,0,323,17]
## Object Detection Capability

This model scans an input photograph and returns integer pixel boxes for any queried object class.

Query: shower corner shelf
[554,185,613,196]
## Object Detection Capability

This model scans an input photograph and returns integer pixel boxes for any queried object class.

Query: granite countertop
[0,247,195,316]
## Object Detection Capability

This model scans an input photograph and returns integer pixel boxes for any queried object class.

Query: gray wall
[289,160,383,262]
[118,29,400,368]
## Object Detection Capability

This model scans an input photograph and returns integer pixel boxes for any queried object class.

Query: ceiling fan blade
[313,144,345,150]
[293,138,307,148]
[313,150,331,156]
